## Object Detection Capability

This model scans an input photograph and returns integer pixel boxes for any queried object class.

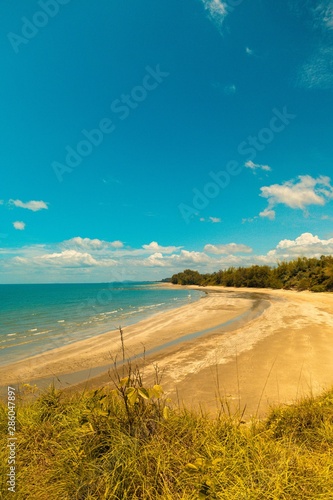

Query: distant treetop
[171,256,333,292]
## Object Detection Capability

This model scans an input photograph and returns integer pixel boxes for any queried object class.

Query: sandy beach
[1,286,333,417]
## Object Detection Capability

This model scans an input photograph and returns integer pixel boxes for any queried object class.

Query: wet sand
[0,289,252,388]
[1,286,333,418]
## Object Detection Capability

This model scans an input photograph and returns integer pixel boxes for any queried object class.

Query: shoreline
[0,287,256,387]
[0,282,204,368]
[1,286,333,417]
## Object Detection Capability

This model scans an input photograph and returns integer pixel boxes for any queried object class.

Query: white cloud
[199,217,221,223]
[172,250,212,265]
[204,243,253,254]
[9,199,48,212]
[4,230,333,283]
[323,7,333,29]
[111,240,124,248]
[260,175,333,217]
[314,2,333,30]
[296,3,333,89]
[277,232,322,249]
[242,216,258,224]
[64,237,124,250]
[13,256,28,264]
[245,161,272,172]
[102,176,122,185]
[39,250,100,267]
[144,252,166,267]
[136,249,213,268]
[13,221,26,230]
[298,46,333,89]
[259,208,276,220]
[142,241,183,254]
[245,47,253,55]
[67,237,105,249]
[201,0,228,28]
[38,250,117,268]
[271,232,333,258]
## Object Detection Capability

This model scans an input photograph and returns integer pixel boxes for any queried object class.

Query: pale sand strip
[1,287,333,418]
[154,287,333,417]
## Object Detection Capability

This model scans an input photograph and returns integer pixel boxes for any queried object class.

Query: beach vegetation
[1,379,333,498]
[170,255,333,292]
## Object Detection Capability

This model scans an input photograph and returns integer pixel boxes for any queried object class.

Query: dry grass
[1,372,333,499]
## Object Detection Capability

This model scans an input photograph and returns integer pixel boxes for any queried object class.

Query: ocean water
[0,282,203,367]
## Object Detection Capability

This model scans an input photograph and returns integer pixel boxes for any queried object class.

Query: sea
[0,282,203,367]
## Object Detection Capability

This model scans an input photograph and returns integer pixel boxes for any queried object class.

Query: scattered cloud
[204,243,253,254]
[259,175,333,218]
[9,199,49,212]
[144,252,166,267]
[242,216,257,224]
[245,46,253,55]
[64,237,124,250]
[323,6,333,29]
[296,2,333,89]
[102,176,122,185]
[3,230,333,281]
[171,249,212,265]
[142,241,183,254]
[13,221,26,230]
[313,1,333,31]
[297,46,333,89]
[25,250,117,268]
[209,217,221,223]
[270,232,333,258]
[245,161,272,173]
[137,249,214,268]
[201,0,228,29]
[67,237,105,249]
[39,250,100,267]
[199,217,221,223]
[259,208,276,220]
[277,232,322,249]
[111,240,124,248]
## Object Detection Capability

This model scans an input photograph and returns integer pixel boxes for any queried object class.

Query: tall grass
[1,377,333,498]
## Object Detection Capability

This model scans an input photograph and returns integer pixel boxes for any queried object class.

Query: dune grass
[1,369,333,499]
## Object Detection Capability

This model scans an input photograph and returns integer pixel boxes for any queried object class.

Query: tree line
[170,255,333,292]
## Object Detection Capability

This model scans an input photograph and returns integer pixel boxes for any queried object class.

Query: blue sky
[1,0,333,283]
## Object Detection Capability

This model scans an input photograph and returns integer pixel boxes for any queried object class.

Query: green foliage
[171,269,203,285]
[171,255,333,292]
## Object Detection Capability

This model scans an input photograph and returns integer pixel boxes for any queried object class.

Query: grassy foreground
[1,376,333,499]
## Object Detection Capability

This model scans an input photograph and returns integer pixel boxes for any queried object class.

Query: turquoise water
[0,283,203,367]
